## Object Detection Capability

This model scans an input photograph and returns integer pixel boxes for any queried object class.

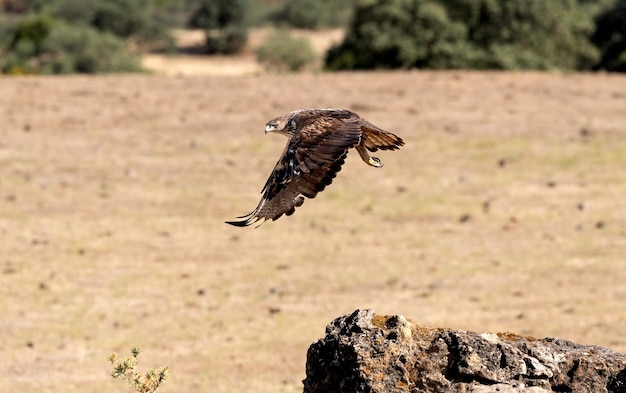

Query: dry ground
[1,70,625,393]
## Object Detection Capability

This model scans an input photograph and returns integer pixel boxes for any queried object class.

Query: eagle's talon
[356,145,384,168]
[368,157,383,168]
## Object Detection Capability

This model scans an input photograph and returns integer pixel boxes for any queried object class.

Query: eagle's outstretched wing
[226,115,362,227]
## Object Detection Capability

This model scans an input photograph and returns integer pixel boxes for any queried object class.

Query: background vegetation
[1,0,625,74]
[326,0,619,71]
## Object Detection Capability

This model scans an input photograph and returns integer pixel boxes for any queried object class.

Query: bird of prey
[226,108,404,227]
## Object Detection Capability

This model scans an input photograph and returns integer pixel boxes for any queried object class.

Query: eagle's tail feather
[361,126,405,152]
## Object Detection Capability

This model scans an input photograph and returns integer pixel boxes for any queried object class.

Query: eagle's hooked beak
[265,122,280,134]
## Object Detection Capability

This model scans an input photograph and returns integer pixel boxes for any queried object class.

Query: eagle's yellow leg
[356,145,383,168]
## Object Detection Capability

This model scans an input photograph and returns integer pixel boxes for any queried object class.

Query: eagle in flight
[226,108,404,227]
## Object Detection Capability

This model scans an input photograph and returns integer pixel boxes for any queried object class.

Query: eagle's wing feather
[225,114,362,227]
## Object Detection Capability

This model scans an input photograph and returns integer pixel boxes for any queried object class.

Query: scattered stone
[459,214,471,223]
[502,216,518,231]
[268,307,281,315]
[580,128,592,138]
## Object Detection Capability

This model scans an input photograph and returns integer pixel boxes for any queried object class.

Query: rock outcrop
[303,309,626,393]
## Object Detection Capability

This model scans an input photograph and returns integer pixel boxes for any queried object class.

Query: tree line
[0,0,624,74]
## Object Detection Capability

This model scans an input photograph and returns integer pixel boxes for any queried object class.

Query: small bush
[256,29,317,72]
[109,346,169,393]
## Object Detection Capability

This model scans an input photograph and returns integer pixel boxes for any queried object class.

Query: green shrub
[256,29,317,72]
[1,17,141,74]
[0,0,175,74]
[41,22,141,73]
[10,12,52,53]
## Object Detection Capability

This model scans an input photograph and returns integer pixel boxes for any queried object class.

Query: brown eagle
[226,108,404,227]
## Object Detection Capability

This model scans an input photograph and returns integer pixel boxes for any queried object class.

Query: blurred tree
[442,0,601,70]
[326,0,470,70]
[188,0,248,54]
[592,0,626,71]
[326,0,612,71]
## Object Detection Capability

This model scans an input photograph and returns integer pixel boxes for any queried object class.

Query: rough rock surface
[303,309,626,393]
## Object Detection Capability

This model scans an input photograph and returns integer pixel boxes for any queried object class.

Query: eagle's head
[265,112,299,136]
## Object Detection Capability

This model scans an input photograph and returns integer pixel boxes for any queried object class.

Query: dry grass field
[1,68,625,393]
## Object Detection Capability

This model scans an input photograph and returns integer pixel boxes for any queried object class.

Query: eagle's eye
[289,119,297,128]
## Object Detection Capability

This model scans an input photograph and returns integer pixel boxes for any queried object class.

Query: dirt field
[1,68,625,393]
